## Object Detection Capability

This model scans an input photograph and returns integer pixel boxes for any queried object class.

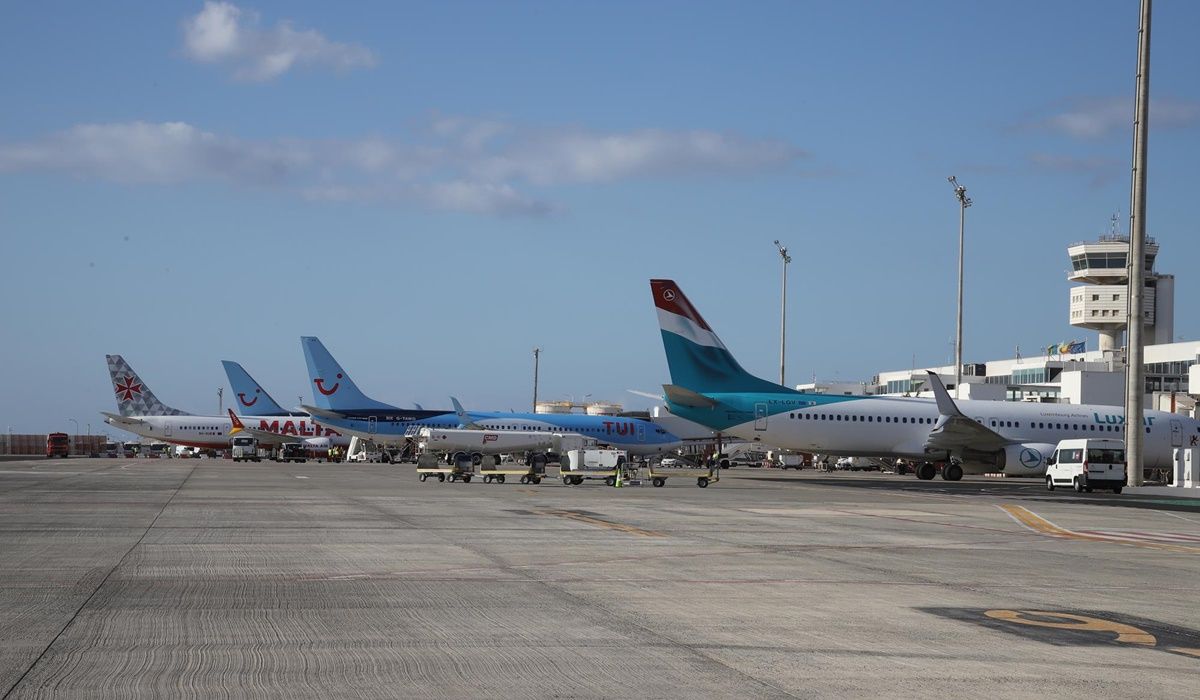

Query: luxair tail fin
[106,355,190,417]
[650,279,795,395]
[221,361,290,416]
[300,336,402,411]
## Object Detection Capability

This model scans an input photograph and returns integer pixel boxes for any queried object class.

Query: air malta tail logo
[114,376,143,403]
[238,389,260,407]
[314,373,342,396]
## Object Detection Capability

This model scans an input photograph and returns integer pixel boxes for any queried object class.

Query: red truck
[46,432,70,458]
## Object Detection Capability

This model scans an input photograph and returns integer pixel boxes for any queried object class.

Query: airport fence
[0,434,106,456]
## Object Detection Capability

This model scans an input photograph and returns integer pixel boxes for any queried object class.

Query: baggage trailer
[560,448,635,486]
[647,465,719,488]
[416,453,475,483]
[479,463,546,484]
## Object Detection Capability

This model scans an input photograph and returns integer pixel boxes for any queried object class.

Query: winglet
[450,396,482,429]
[925,371,965,417]
[228,409,244,435]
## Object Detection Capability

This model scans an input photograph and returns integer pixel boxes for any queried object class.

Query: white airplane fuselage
[703,393,1195,476]
[104,414,350,449]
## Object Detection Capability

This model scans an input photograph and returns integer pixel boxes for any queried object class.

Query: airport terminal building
[800,232,1198,415]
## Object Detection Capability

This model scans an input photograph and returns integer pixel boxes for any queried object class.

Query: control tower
[1068,231,1174,351]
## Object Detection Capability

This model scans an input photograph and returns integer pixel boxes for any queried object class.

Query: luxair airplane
[101,355,350,450]
[298,336,683,457]
[649,279,1199,481]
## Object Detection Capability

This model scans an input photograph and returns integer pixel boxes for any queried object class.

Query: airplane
[298,336,683,457]
[101,355,350,451]
[648,278,1200,481]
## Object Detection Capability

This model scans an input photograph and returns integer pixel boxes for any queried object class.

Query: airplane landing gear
[941,463,964,481]
[916,462,937,480]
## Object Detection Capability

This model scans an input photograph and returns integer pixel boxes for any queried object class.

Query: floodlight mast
[948,176,972,399]
[774,240,792,387]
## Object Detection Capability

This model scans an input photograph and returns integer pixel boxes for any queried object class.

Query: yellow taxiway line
[1000,504,1200,554]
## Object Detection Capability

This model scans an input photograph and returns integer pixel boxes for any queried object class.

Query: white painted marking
[295,475,309,479]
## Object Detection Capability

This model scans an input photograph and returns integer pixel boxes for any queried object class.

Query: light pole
[217,387,223,414]
[1125,0,1153,488]
[948,176,973,398]
[532,348,541,412]
[773,240,792,387]
[69,418,78,455]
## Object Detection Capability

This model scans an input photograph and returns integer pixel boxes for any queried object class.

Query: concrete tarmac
[2,459,1199,698]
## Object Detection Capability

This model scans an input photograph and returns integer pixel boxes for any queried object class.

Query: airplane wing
[450,397,484,429]
[100,411,146,427]
[626,389,662,400]
[228,410,304,446]
[922,371,1010,453]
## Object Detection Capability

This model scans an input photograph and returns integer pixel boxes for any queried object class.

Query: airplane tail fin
[650,279,794,395]
[106,355,190,417]
[221,361,290,416]
[300,336,400,411]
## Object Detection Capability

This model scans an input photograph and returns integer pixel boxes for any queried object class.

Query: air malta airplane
[298,336,683,456]
[101,355,350,450]
[649,279,1199,481]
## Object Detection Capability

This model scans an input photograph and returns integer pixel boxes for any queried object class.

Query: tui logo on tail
[238,390,259,407]
[315,374,342,396]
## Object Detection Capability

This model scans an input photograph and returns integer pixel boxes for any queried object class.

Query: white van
[1045,439,1125,494]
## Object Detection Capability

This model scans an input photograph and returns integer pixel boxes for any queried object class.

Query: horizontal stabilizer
[662,384,720,409]
[300,405,346,420]
[101,411,146,426]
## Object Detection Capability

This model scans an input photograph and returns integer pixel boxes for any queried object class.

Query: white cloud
[1024,97,1200,139]
[0,117,806,216]
[182,2,377,81]
[1028,152,1121,187]
[470,128,803,185]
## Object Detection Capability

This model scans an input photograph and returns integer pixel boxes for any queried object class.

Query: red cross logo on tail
[114,376,142,403]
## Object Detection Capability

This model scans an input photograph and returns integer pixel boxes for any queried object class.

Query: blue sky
[2,1,1198,435]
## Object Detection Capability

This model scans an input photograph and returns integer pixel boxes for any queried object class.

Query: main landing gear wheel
[941,463,963,481]
[916,463,937,480]
[1045,476,1055,491]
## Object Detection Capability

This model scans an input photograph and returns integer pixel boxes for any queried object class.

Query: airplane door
[1171,419,1182,447]
[754,403,768,431]
[368,416,377,435]
[164,422,172,437]
[637,423,645,442]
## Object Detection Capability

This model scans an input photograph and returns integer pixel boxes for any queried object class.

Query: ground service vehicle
[231,436,260,462]
[277,443,308,463]
[1046,439,1126,494]
[560,448,629,485]
[103,442,120,458]
[45,433,69,458]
